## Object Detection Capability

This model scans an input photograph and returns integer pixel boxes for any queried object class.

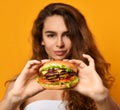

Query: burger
[36,60,79,89]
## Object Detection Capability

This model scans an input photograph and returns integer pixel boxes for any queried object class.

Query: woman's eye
[66,33,70,37]
[47,34,55,38]
[64,33,70,38]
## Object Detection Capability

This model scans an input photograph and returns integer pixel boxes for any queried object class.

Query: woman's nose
[56,37,64,48]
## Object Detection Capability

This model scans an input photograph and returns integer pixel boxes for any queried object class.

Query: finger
[41,59,50,64]
[63,59,69,61]
[83,54,95,68]
[69,59,87,68]
[26,60,42,69]
[20,60,41,78]
[78,61,87,68]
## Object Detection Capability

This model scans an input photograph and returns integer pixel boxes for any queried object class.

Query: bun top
[40,60,77,72]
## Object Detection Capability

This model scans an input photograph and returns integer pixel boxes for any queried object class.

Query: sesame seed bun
[40,60,77,72]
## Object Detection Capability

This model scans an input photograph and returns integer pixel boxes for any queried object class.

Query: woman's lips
[54,51,66,56]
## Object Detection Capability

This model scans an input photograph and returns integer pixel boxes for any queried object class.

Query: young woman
[0,3,120,110]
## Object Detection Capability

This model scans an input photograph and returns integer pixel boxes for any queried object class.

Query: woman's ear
[42,41,45,45]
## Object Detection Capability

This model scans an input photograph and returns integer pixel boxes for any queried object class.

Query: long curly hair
[30,3,114,110]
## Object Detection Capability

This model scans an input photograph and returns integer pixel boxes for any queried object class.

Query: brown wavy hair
[30,3,114,110]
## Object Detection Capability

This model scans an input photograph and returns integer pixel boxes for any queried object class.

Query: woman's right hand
[9,60,48,103]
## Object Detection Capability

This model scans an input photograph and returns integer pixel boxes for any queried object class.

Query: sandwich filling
[37,65,79,88]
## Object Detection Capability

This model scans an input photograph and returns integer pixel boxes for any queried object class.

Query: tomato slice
[39,78,49,82]
[59,76,75,82]
[69,76,75,80]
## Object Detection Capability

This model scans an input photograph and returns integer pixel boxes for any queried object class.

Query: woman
[0,3,119,110]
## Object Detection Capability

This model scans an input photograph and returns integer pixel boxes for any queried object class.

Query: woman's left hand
[70,54,108,102]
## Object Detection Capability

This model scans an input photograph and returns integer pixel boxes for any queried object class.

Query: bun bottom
[38,82,77,89]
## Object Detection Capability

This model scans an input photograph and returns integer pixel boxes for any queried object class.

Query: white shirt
[24,100,66,110]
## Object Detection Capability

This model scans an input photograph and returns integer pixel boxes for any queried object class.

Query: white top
[24,100,66,110]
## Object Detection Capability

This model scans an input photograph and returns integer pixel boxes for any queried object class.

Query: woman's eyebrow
[63,31,69,34]
[45,30,69,35]
[45,31,56,34]
[62,31,69,35]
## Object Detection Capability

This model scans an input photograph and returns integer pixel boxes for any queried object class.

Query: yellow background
[0,0,120,105]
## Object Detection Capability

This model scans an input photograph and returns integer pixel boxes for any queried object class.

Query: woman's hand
[9,60,48,103]
[70,54,108,102]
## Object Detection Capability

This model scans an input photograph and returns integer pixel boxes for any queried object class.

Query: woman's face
[42,15,72,60]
